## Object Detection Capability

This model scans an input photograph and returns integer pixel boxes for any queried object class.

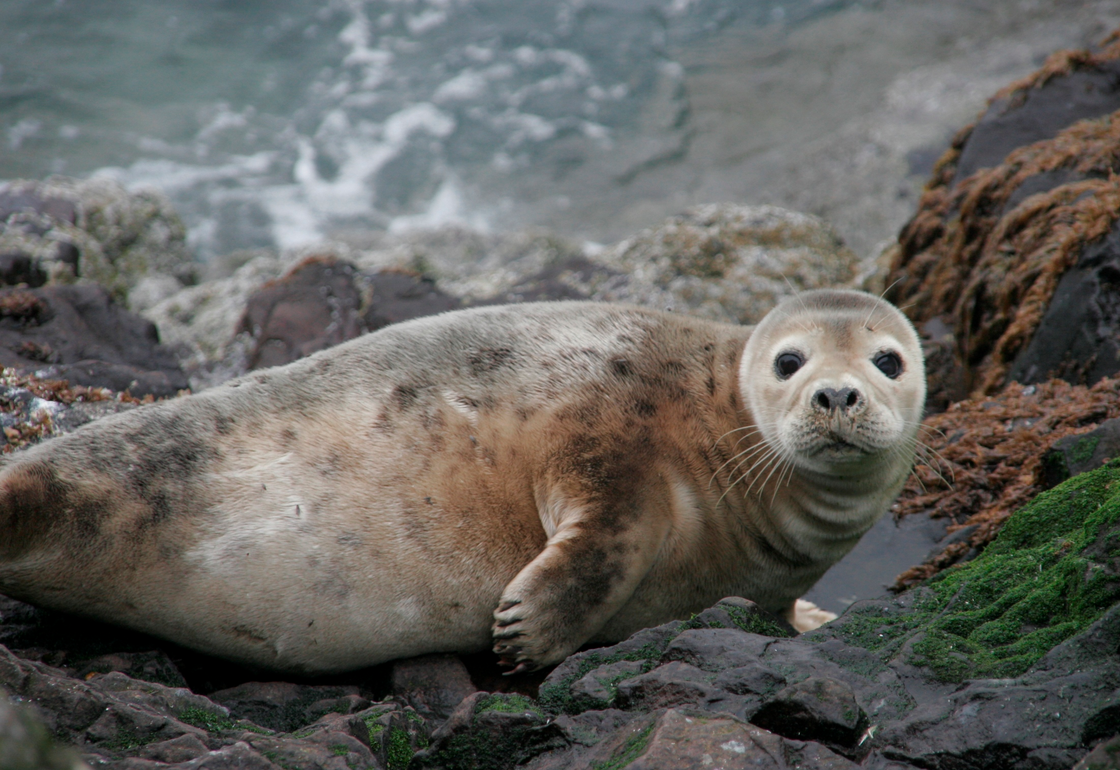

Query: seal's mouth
[812,433,868,456]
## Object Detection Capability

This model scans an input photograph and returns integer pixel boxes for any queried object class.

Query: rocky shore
[2,28,1120,770]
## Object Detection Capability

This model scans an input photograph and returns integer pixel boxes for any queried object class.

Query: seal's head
[740,289,925,477]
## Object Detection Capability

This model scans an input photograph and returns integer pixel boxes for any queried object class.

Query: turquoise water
[0,0,848,259]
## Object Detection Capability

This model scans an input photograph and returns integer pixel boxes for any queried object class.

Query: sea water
[0,0,848,260]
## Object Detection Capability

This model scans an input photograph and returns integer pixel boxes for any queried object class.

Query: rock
[750,677,868,757]
[885,35,1120,402]
[1075,735,1120,770]
[564,708,859,770]
[412,692,566,770]
[362,267,460,332]
[1040,417,1120,489]
[237,257,460,372]
[208,681,371,733]
[0,688,90,770]
[389,653,477,724]
[0,177,195,305]
[590,204,862,324]
[134,733,210,763]
[237,257,366,371]
[0,285,188,397]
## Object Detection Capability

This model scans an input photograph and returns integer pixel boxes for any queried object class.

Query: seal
[0,290,924,674]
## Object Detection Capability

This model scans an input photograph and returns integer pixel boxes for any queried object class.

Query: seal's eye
[874,352,903,379]
[775,352,804,380]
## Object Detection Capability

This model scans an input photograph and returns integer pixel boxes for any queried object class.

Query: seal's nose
[814,387,860,413]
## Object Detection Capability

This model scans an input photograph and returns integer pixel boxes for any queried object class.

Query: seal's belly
[160,401,546,671]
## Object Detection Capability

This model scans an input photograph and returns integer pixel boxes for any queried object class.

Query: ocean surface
[2,0,1117,261]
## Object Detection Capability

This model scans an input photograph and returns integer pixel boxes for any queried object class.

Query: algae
[591,722,654,770]
[178,706,235,733]
[386,727,413,770]
[538,642,667,715]
[475,693,538,714]
[831,461,1120,681]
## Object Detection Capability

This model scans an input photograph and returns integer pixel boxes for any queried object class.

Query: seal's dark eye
[874,352,902,379]
[775,352,804,380]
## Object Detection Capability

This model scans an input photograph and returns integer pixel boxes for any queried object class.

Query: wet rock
[751,677,868,756]
[389,653,477,724]
[412,692,566,770]
[208,681,371,733]
[0,285,188,397]
[0,688,90,770]
[0,177,195,305]
[886,36,1120,399]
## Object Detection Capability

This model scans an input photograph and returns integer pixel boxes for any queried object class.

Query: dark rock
[0,285,187,397]
[953,58,1120,184]
[750,676,868,756]
[686,596,797,638]
[1040,417,1120,488]
[412,692,566,770]
[238,257,460,371]
[661,628,774,672]
[76,651,188,690]
[482,255,622,304]
[362,268,460,331]
[0,252,47,288]
[886,37,1120,398]
[1006,220,1120,388]
[389,653,477,724]
[613,661,722,711]
[238,257,366,370]
[208,681,371,733]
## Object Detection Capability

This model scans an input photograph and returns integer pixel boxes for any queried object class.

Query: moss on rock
[828,460,1120,681]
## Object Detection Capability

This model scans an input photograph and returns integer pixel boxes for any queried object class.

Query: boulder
[0,177,195,306]
[884,35,1120,407]
[237,256,460,372]
[0,284,188,397]
[389,653,478,724]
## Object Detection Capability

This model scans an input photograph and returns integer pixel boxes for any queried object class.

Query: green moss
[537,643,665,715]
[178,707,235,733]
[330,744,350,756]
[386,727,414,770]
[1072,436,1101,464]
[832,462,1120,682]
[101,728,148,752]
[591,722,654,770]
[237,722,274,735]
[475,694,539,714]
[723,604,792,638]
